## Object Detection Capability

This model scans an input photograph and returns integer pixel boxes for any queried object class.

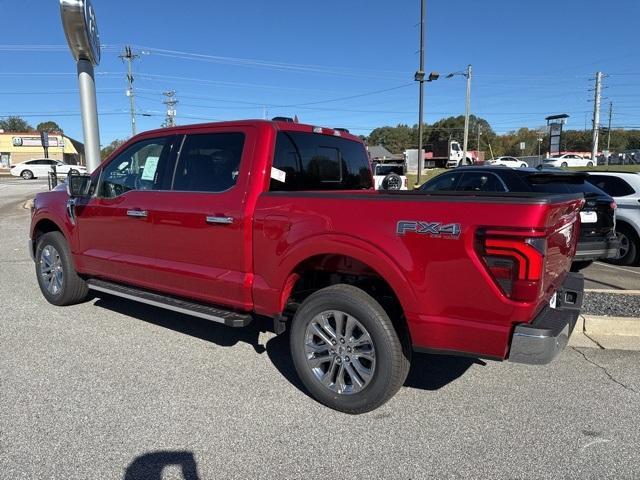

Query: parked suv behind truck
[29,120,585,413]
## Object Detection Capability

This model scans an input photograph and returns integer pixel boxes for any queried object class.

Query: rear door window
[586,175,636,197]
[172,133,245,193]
[270,131,371,191]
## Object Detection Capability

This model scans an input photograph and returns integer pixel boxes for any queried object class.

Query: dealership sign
[60,0,101,66]
[12,136,64,148]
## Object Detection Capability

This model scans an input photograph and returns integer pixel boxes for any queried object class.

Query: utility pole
[476,124,481,152]
[590,71,602,162]
[606,101,613,151]
[119,46,139,137]
[414,0,426,186]
[462,64,472,166]
[162,91,178,127]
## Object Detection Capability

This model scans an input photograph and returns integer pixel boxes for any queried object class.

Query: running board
[87,279,252,328]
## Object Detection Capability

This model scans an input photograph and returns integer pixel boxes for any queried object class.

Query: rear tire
[69,169,79,175]
[290,284,410,414]
[21,169,34,180]
[35,231,89,306]
[607,224,639,266]
[587,161,594,167]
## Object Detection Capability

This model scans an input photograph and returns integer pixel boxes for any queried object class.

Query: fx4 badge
[397,221,461,238]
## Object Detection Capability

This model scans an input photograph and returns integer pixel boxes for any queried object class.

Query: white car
[586,171,640,266]
[485,156,528,168]
[10,159,86,180]
[372,163,407,190]
[542,154,594,168]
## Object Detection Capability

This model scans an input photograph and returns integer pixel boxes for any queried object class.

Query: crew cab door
[149,126,256,310]
[75,135,177,284]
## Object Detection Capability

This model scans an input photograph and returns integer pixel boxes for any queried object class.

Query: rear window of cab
[270,131,372,191]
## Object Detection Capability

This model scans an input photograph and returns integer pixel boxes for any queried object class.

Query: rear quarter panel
[253,192,581,359]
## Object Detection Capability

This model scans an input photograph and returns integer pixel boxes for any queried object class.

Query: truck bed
[252,189,583,359]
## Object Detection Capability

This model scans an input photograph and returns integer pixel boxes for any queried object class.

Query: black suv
[419,167,619,269]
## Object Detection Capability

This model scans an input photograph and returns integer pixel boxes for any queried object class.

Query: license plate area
[580,211,598,223]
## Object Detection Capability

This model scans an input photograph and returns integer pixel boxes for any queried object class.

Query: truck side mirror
[67,174,92,197]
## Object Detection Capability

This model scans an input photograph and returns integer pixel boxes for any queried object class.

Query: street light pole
[462,64,472,166]
[415,0,426,186]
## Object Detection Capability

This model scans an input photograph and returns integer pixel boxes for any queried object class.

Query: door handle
[126,209,148,218]
[206,216,234,225]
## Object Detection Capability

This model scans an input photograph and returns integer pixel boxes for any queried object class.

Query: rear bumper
[574,237,619,260]
[508,272,584,365]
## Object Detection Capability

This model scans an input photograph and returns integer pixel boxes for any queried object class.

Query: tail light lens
[404,178,408,188]
[476,232,546,303]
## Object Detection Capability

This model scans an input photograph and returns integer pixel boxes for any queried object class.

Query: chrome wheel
[39,245,64,295]
[304,310,375,395]
[615,232,630,259]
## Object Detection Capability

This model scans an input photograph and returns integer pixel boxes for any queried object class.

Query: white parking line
[594,262,640,276]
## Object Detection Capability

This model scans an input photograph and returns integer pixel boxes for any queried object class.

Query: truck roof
[137,119,364,144]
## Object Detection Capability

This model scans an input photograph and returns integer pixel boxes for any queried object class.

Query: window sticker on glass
[141,156,160,181]
[271,166,286,183]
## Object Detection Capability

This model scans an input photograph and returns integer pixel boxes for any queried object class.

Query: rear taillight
[404,178,408,188]
[610,201,617,210]
[476,232,547,303]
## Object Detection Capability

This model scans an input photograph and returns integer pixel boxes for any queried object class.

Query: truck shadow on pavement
[124,450,200,480]
[93,294,481,398]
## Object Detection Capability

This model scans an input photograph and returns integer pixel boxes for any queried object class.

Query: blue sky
[1,0,639,144]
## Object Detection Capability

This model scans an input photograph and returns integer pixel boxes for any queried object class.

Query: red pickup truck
[29,119,585,413]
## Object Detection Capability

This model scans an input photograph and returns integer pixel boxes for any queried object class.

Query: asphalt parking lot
[1,178,639,479]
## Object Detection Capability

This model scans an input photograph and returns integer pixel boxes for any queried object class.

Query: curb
[585,289,640,295]
[570,314,640,351]
[583,314,640,337]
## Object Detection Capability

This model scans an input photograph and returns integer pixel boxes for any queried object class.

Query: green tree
[424,115,495,149]
[367,124,414,154]
[36,121,63,133]
[100,139,126,160]
[0,116,33,132]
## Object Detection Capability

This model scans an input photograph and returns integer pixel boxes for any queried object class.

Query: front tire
[21,169,34,180]
[290,284,410,414]
[35,231,89,306]
[561,162,568,167]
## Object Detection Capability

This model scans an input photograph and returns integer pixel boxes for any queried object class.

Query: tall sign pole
[414,0,426,186]
[60,0,102,173]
